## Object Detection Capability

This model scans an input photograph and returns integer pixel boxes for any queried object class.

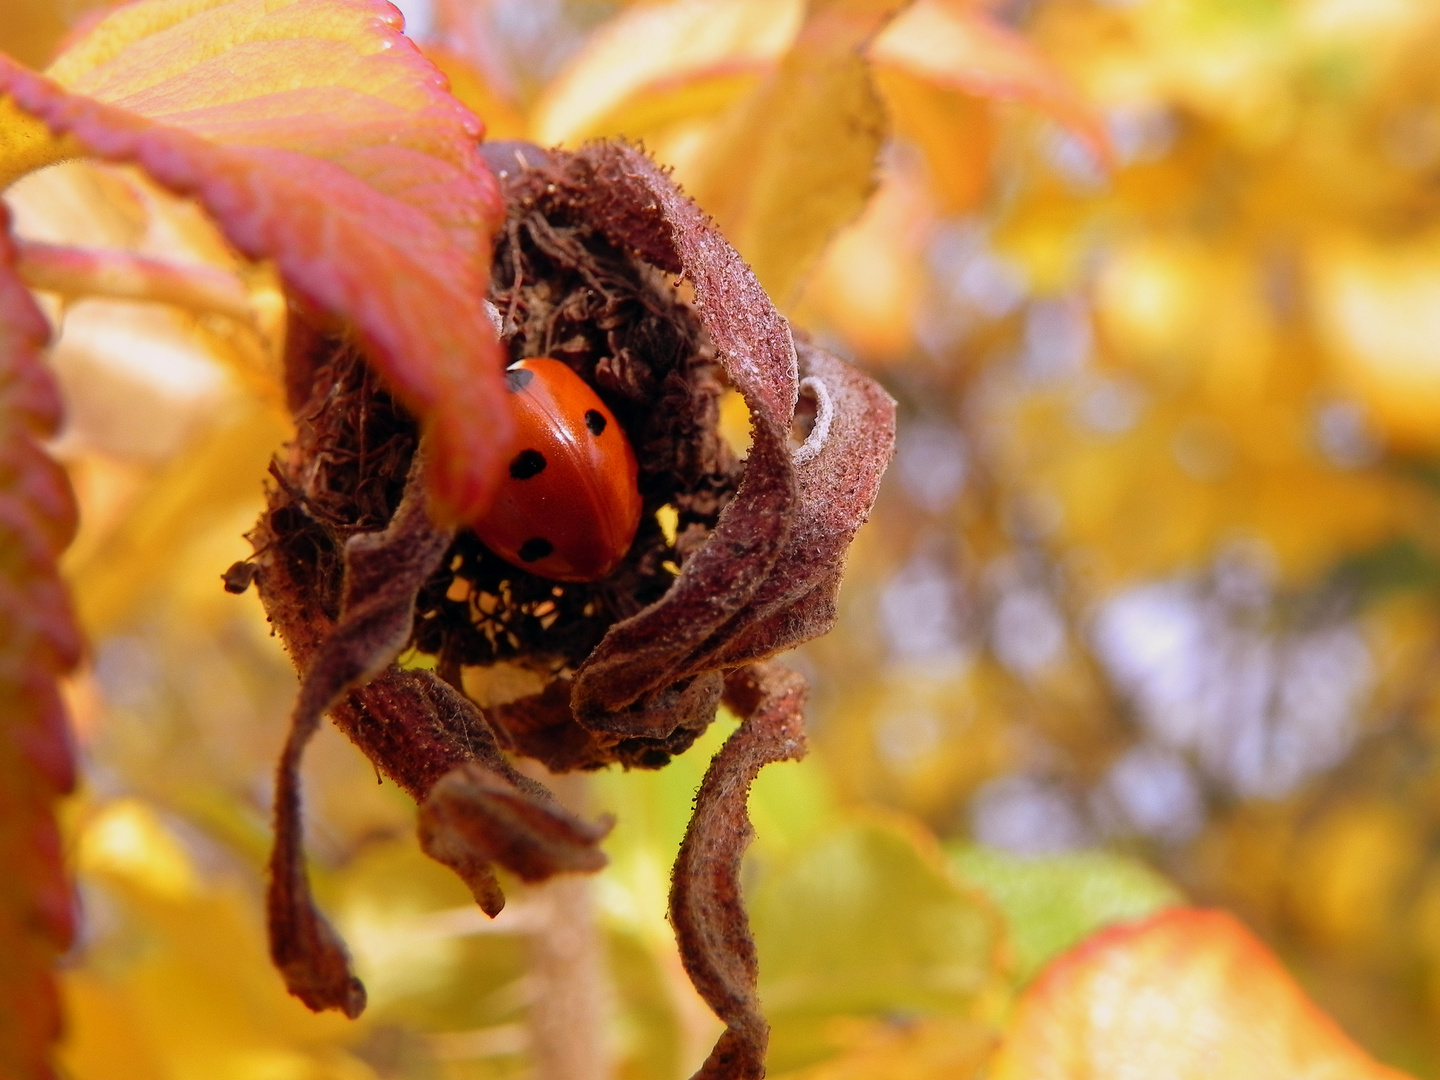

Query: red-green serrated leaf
[990,908,1412,1080]
[0,204,80,1080]
[0,0,510,522]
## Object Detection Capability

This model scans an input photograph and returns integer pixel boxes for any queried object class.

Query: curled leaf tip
[670,662,810,1080]
[419,761,612,886]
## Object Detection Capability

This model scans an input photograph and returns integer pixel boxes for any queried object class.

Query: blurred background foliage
[9,0,1440,1076]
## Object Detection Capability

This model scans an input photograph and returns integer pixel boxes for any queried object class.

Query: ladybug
[473,357,643,582]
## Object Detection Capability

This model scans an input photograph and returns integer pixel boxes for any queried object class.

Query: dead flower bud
[245,140,895,1076]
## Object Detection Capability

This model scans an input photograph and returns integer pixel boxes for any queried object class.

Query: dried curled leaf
[0,0,510,521]
[419,761,613,912]
[671,662,809,1080]
[0,205,79,1080]
[704,341,898,669]
[520,143,897,728]
[266,456,452,1017]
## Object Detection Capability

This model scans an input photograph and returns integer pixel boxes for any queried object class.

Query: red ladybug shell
[473,357,642,582]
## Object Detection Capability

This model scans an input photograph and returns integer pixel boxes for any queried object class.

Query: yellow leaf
[813,661,1015,815]
[1285,801,1419,951]
[62,396,290,637]
[875,65,994,215]
[750,814,1006,1072]
[796,156,933,362]
[685,0,905,304]
[777,1015,994,1080]
[78,800,202,902]
[872,0,1111,165]
[0,0,77,70]
[1310,234,1440,450]
[532,0,802,147]
[0,96,77,190]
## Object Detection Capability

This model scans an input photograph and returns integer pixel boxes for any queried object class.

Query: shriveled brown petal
[308,454,456,717]
[532,145,894,740]
[335,668,527,798]
[486,678,607,773]
[488,671,722,772]
[267,456,452,1016]
[259,451,614,1013]
[421,824,508,918]
[267,773,367,1017]
[583,669,726,741]
[560,144,800,724]
[704,340,896,668]
[670,661,809,1080]
[342,670,612,898]
[418,761,613,909]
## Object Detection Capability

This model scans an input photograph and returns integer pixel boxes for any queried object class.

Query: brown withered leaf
[0,204,80,1080]
[526,144,898,736]
[700,340,896,670]
[266,453,451,1017]
[672,661,810,1080]
[553,143,800,729]
[418,761,613,912]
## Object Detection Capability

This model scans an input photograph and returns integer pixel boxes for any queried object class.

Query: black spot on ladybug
[518,537,554,563]
[584,409,607,436]
[509,449,547,479]
[506,367,535,393]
